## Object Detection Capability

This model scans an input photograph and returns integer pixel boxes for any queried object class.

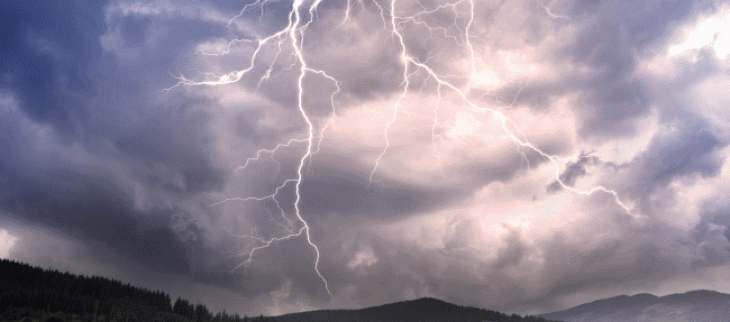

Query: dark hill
[541,290,730,322]
[0,258,265,322]
[276,297,559,322]
[1,258,558,322]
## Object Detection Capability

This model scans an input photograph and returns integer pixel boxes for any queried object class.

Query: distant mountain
[276,297,559,322]
[541,290,730,322]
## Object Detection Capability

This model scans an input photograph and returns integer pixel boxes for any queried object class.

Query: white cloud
[668,4,730,60]
[348,246,378,269]
[0,228,18,259]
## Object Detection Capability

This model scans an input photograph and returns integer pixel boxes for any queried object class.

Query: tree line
[0,259,274,322]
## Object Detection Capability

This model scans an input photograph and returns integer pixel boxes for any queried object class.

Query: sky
[1,0,730,316]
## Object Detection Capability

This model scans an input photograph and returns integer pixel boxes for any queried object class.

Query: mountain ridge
[541,289,730,322]
[276,297,559,322]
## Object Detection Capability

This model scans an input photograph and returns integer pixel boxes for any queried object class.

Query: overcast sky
[2,0,730,316]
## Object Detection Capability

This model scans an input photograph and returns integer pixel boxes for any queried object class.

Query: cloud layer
[2,0,730,316]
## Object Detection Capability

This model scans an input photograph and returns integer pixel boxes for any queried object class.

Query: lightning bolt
[537,0,571,20]
[165,0,337,300]
[164,0,638,306]
[367,0,635,217]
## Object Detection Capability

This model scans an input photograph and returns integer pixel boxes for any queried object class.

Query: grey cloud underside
[299,153,519,220]
[0,163,190,274]
[236,144,554,225]
[335,197,730,313]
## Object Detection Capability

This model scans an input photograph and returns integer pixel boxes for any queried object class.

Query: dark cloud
[698,195,730,248]
[547,154,593,192]
[300,155,453,220]
[563,0,719,137]
[297,145,554,223]
[629,120,725,198]
[0,1,106,135]
[112,113,225,195]
[0,171,190,274]
[0,0,225,275]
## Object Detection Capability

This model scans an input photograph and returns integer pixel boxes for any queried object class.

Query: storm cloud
[2,0,730,316]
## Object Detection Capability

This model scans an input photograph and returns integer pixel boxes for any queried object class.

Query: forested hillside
[0,259,274,322]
